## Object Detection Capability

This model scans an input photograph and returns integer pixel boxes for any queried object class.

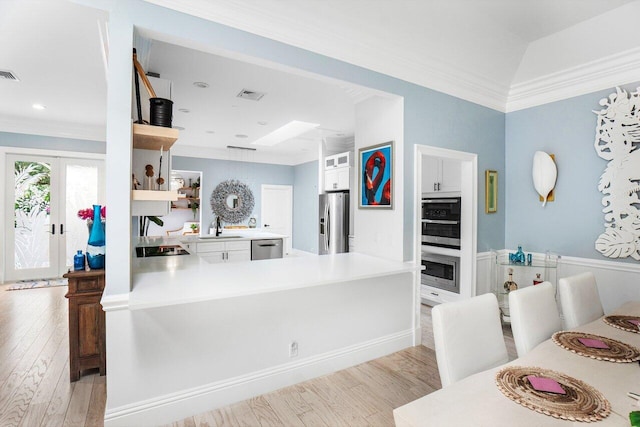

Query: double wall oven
[421,197,461,249]
[421,196,461,295]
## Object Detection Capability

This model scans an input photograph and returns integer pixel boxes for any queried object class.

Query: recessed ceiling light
[178,108,190,113]
[193,82,209,88]
[257,121,268,126]
[252,120,319,146]
[235,134,248,139]
[205,130,215,134]
[32,104,46,110]
[173,126,185,131]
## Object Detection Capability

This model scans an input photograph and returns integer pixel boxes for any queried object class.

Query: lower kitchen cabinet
[63,269,106,382]
[196,240,250,263]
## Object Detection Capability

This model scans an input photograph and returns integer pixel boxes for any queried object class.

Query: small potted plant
[190,223,198,234]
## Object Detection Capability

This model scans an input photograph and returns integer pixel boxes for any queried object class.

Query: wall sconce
[532,151,557,207]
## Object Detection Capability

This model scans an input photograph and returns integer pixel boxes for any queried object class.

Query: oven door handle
[422,199,459,204]
[422,219,460,225]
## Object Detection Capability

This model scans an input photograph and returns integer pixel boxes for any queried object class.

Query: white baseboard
[104,329,414,426]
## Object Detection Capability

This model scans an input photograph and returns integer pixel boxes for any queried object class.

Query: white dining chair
[558,272,604,329]
[432,293,508,388]
[509,282,561,357]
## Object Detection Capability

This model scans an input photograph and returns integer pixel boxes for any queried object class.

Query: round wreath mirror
[210,180,255,224]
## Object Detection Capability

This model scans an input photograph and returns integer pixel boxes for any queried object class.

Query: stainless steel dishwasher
[251,238,283,260]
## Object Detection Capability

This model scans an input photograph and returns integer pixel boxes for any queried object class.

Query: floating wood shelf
[132,124,178,150]
[132,189,179,201]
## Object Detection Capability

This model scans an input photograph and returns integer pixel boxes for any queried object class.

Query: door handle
[422,219,459,225]
[433,183,436,191]
[437,182,441,191]
[60,224,64,235]
[51,224,55,235]
[264,224,270,228]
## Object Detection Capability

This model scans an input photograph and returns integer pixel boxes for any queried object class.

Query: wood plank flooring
[0,283,515,427]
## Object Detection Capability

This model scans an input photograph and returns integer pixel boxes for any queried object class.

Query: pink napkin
[527,376,566,394]
[627,319,640,326]
[578,337,610,349]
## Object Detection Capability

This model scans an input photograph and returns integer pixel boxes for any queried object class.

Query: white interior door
[261,184,293,255]
[4,154,104,281]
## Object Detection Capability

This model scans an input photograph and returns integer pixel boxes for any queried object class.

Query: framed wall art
[359,141,393,209]
[485,170,497,213]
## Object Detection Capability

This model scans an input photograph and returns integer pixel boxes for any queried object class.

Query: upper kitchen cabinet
[423,156,461,194]
[324,152,350,169]
[324,151,352,192]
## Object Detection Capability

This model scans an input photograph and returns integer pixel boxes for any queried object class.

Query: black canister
[149,97,173,127]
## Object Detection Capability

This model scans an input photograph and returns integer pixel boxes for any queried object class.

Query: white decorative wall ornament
[593,86,640,261]
[532,151,557,207]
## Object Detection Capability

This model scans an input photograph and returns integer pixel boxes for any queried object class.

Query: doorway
[4,154,105,281]
[261,184,293,255]
[414,145,478,303]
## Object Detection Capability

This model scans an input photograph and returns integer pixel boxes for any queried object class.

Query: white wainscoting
[475,251,640,313]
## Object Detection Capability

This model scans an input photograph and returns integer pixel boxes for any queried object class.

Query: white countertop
[125,253,419,311]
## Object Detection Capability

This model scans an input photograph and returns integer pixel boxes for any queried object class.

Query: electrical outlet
[289,341,298,357]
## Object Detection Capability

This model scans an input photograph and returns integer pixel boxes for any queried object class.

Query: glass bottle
[86,205,105,269]
[503,268,518,292]
[73,250,85,271]
[515,246,525,264]
[533,273,543,285]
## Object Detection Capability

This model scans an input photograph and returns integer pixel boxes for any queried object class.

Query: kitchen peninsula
[102,239,420,426]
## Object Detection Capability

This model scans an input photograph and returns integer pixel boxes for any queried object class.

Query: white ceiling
[2,0,639,163]
[144,40,369,165]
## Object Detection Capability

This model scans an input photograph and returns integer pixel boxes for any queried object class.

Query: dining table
[394,301,640,426]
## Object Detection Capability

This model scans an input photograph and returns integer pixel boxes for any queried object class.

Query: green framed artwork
[485,170,497,213]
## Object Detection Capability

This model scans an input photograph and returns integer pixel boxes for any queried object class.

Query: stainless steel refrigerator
[319,192,349,254]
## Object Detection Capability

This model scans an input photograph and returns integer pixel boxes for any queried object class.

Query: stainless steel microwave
[421,197,461,249]
[421,252,460,294]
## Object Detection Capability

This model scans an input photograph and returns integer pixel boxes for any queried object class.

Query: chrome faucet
[215,216,223,236]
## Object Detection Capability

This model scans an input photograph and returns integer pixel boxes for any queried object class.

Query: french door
[4,154,105,281]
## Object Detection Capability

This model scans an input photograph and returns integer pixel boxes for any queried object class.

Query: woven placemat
[603,315,640,334]
[552,331,640,363]
[496,366,610,422]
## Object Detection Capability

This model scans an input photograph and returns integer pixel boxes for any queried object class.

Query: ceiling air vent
[0,70,19,81]
[237,89,265,101]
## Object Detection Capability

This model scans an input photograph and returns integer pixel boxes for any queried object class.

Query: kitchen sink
[199,235,242,239]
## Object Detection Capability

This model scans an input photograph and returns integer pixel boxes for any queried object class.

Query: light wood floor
[0,284,515,427]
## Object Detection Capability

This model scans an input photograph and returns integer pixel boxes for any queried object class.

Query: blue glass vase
[86,205,105,269]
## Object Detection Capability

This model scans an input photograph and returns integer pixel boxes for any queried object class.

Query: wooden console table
[63,269,106,382]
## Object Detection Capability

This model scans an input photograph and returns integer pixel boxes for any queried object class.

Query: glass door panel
[63,160,102,269]
[6,155,57,280]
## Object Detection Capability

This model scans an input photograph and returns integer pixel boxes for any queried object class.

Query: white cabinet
[324,167,350,191]
[324,152,350,169]
[420,284,459,305]
[423,156,461,194]
[196,240,250,264]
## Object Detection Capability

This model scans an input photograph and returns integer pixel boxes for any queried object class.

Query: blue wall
[172,156,292,233]
[120,0,506,260]
[505,82,639,261]
[293,161,319,253]
[0,131,105,153]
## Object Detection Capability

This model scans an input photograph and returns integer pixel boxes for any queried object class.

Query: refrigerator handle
[326,203,331,251]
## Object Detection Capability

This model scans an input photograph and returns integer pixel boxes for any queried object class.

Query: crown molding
[0,116,106,141]
[506,47,640,112]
